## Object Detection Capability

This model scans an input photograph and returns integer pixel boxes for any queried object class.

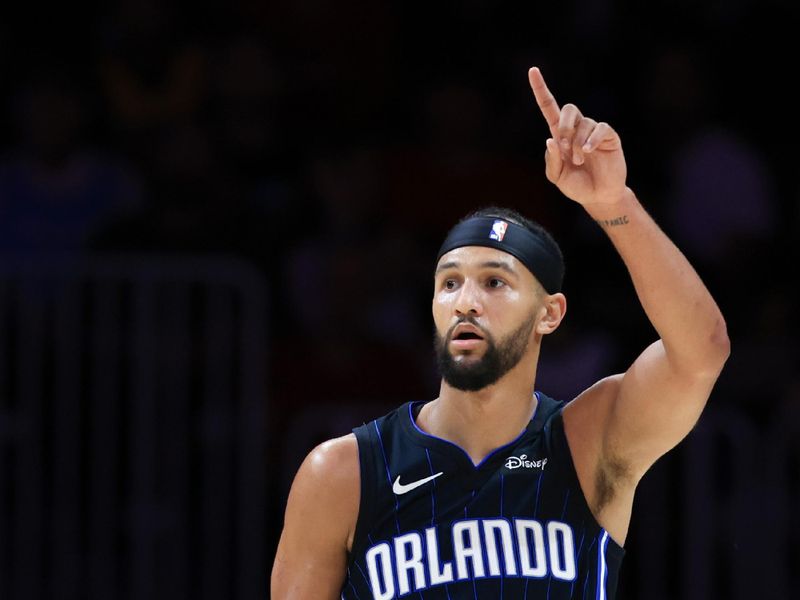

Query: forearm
[585,187,730,374]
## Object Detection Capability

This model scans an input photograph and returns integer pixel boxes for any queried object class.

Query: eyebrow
[435,260,518,276]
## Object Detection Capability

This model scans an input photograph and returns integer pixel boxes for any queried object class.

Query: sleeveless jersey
[341,392,624,599]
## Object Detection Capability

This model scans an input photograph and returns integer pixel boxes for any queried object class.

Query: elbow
[699,316,731,375]
[711,316,731,359]
[666,316,731,379]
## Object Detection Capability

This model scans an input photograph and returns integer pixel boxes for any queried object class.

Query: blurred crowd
[1,0,797,486]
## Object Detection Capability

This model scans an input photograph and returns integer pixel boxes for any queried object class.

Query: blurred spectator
[715,285,798,415]
[0,74,141,254]
[99,0,207,161]
[277,144,433,407]
[90,118,271,263]
[210,35,286,183]
[666,129,777,268]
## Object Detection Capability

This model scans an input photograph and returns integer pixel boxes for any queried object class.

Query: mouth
[449,326,486,350]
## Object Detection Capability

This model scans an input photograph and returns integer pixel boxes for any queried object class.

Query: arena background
[0,1,798,598]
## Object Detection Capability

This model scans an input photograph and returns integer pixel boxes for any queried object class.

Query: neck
[418,351,541,466]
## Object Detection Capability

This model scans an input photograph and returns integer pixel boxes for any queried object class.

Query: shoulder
[296,433,360,499]
[291,434,360,527]
[562,374,622,429]
[283,434,361,553]
[561,374,624,468]
[273,434,361,596]
[309,432,359,463]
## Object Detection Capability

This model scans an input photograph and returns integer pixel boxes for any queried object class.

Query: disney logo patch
[505,454,548,470]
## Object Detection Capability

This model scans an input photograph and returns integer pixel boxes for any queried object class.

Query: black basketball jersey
[341,392,624,599]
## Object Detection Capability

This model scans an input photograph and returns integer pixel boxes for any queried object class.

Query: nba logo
[489,220,508,241]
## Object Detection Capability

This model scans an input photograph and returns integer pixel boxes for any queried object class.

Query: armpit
[594,455,632,513]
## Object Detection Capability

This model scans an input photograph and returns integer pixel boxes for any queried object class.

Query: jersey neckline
[402,391,550,470]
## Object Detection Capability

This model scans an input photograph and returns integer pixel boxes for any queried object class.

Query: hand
[529,67,628,207]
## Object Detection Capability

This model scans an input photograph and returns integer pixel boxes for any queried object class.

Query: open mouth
[450,326,486,349]
[453,331,484,341]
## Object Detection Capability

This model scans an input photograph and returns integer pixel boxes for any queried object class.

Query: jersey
[341,392,624,599]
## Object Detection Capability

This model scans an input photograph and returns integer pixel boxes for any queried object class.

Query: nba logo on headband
[437,215,564,293]
[489,220,508,242]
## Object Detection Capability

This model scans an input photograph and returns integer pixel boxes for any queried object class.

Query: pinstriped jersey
[341,392,624,599]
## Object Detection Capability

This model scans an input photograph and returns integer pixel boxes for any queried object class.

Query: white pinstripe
[596,530,609,600]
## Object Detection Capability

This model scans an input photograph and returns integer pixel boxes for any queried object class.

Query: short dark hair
[453,206,565,290]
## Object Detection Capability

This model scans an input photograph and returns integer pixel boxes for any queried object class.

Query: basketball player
[271,67,730,599]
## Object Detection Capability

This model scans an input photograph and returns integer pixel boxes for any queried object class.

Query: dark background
[0,1,798,598]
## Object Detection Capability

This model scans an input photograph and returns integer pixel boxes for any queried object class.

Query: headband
[436,217,564,293]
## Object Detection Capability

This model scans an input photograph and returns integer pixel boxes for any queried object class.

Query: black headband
[436,217,564,293]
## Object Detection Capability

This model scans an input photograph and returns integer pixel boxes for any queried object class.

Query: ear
[535,292,566,335]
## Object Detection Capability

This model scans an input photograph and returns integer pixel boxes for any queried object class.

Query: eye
[488,278,506,289]
[444,279,457,290]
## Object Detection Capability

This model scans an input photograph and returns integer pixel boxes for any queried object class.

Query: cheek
[431,295,446,327]
[486,293,533,330]
[432,287,455,309]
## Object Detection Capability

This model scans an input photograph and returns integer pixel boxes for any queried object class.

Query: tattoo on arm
[595,215,629,228]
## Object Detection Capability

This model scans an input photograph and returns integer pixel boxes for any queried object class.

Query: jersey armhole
[347,423,376,567]
[547,407,626,556]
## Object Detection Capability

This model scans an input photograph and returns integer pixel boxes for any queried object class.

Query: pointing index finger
[529,67,560,137]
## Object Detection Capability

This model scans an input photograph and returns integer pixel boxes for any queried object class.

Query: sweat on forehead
[436,216,564,294]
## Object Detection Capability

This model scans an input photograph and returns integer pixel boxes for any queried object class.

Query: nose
[453,279,483,317]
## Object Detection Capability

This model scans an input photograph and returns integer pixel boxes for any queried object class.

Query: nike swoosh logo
[392,472,444,495]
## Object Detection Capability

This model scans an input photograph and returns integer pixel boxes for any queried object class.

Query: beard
[434,313,536,392]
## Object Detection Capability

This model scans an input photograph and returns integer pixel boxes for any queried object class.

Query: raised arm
[528,67,730,486]
[271,434,360,600]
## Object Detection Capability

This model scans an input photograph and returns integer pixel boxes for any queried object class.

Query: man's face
[432,246,542,391]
